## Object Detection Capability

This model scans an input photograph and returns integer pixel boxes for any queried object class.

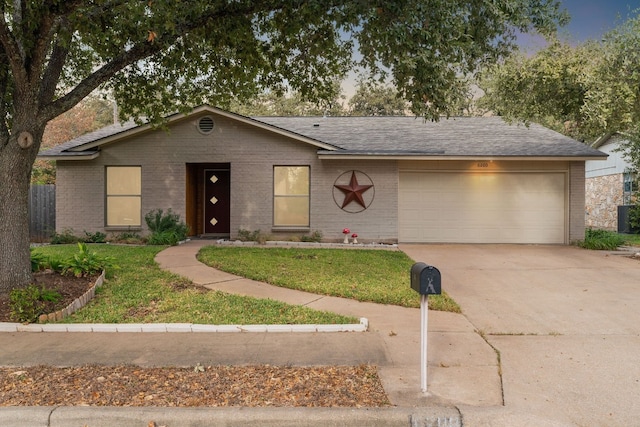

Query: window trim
[273,165,310,228]
[105,166,142,228]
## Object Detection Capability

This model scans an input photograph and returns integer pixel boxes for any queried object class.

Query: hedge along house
[39,105,606,244]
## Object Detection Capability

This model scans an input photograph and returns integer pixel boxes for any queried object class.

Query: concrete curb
[0,317,368,333]
[0,406,462,427]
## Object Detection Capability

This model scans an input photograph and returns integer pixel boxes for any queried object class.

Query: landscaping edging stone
[0,317,369,333]
[37,270,106,323]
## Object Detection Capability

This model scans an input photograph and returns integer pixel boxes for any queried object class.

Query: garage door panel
[399,172,566,244]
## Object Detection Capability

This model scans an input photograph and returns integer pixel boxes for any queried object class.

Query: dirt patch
[0,364,390,407]
[0,272,98,323]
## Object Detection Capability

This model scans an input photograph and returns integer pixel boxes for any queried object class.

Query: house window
[273,166,310,227]
[106,166,141,227]
[623,171,636,205]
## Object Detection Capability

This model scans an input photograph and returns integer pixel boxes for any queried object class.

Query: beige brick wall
[585,174,623,230]
[569,162,586,242]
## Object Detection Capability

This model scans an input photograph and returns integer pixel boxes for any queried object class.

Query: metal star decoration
[334,171,373,209]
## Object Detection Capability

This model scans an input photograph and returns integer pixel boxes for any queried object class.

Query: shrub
[145,209,189,245]
[83,231,107,243]
[579,228,625,250]
[109,231,146,244]
[61,243,117,277]
[146,230,184,245]
[30,248,49,272]
[237,229,270,244]
[629,204,640,232]
[10,285,61,323]
[50,229,80,245]
[301,230,323,242]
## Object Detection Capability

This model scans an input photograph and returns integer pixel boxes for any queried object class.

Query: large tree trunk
[0,128,41,293]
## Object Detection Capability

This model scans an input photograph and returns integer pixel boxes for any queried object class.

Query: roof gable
[38,105,339,160]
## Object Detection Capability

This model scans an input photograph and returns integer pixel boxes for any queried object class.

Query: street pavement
[1,240,639,426]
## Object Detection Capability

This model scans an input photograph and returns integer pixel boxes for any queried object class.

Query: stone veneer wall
[585,174,623,230]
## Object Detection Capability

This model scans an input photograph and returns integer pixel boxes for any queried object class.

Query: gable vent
[197,116,215,134]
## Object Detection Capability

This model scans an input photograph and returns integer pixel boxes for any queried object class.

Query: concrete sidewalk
[154,240,501,408]
[0,240,499,426]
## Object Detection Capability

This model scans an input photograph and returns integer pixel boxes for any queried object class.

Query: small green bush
[48,258,66,274]
[50,229,80,245]
[145,209,189,245]
[83,231,107,243]
[110,232,145,244]
[237,229,270,244]
[301,230,323,242]
[146,230,183,245]
[30,248,49,272]
[629,204,640,232]
[579,228,625,250]
[61,243,117,277]
[10,285,61,323]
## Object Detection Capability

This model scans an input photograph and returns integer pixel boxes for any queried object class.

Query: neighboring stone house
[39,106,606,244]
[585,134,635,230]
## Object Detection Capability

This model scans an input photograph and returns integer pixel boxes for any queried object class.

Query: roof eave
[317,152,609,161]
[36,152,100,161]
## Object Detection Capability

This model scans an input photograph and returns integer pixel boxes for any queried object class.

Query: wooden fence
[29,184,55,241]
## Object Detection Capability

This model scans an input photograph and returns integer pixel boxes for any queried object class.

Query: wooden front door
[204,169,230,234]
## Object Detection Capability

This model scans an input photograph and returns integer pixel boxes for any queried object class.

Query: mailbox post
[410,262,441,393]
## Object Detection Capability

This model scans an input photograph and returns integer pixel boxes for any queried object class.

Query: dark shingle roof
[256,116,605,158]
[39,120,138,157]
[39,109,605,160]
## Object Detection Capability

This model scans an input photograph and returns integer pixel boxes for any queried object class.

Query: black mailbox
[411,262,441,295]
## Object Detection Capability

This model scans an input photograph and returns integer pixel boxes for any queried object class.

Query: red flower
[342,228,350,234]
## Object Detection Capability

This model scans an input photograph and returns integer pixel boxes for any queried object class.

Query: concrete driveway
[401,244,640,427]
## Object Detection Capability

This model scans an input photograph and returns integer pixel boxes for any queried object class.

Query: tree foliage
[348,82,408,116]
[0,0,567,291]
[229,83,346,117]
[478,12,640,146]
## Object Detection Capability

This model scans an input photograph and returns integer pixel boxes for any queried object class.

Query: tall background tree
[478,12,640,149]
[229,82,346,117]
[348,81,408,116]
[0,0,567,292]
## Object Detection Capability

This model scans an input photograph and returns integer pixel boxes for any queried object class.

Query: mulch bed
[0,271,97,323]
[0,365,390,407]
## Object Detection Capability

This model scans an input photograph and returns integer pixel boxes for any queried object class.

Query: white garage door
[399,172,566,244]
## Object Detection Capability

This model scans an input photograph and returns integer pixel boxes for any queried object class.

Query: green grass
[197,247,461,312]
[31,245,357,325]
[621,233,640,246]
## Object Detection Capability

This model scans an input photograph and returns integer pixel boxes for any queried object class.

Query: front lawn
[30,245,357,325]
[197,246,461,312]
[622,233,640,246]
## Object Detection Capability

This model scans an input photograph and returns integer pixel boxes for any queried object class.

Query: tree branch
[0,10,27,90]
[39,41,159,123]
[37,20,71,104]
[38,1,283,123]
